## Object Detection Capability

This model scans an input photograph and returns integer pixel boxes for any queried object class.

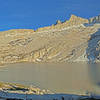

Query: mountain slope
[0,15,100,64]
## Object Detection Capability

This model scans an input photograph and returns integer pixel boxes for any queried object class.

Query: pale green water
[0,63,99,94]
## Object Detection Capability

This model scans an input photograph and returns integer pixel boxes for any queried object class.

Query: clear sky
[0,0,100,31]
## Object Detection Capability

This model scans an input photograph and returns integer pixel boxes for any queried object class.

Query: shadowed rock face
[86,29,100,62]
[89,15,100,24]
[0,15,100,65]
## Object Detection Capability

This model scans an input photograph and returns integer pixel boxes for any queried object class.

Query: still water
[0,63,100,94]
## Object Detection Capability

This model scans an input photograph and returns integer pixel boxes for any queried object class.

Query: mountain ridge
[36,14,89,31]
[0,14,100,65]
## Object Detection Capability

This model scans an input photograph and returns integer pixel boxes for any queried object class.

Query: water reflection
[0,63,96,95]
[88,63,100,94]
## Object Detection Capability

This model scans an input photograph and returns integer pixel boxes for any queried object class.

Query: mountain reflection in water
[0,63,100,95]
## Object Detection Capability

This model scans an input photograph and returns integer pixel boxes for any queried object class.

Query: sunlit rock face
[0,14,100,64]
[0,82,51,95]
[67,14,89,25]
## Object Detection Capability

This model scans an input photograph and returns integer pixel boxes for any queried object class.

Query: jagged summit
[37,14,88,31]
[67,14,88,25]
[56,14,89,25]
[69,14,88,22]
[69,14,82,21]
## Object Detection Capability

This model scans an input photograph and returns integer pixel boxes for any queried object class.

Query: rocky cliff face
[89,15,100,24]
[0,14,100,65]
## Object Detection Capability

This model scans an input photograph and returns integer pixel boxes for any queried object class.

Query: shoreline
[0,82,99,100]
[0,89,100,100]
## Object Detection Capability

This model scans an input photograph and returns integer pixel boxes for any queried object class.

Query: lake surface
[0,63,100,95]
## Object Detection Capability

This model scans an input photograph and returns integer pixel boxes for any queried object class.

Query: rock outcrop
[0,82,51,95]
[0,14,100,64]
[55,20,62,25]
[89,15,100,24]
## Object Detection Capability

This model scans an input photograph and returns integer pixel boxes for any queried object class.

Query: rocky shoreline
[0,82,100,100]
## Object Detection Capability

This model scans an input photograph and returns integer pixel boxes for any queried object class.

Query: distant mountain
[0,14,100,65]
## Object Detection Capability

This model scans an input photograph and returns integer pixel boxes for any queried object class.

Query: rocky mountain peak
[36,14,89,32]
[68,14,89,25]
[69,14,79,21]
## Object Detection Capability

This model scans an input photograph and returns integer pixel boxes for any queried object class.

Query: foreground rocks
[0,82,99,100]
[0,82,51,95]
[0,14,100,65]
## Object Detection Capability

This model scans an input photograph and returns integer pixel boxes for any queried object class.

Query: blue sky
[0,0,100,31]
